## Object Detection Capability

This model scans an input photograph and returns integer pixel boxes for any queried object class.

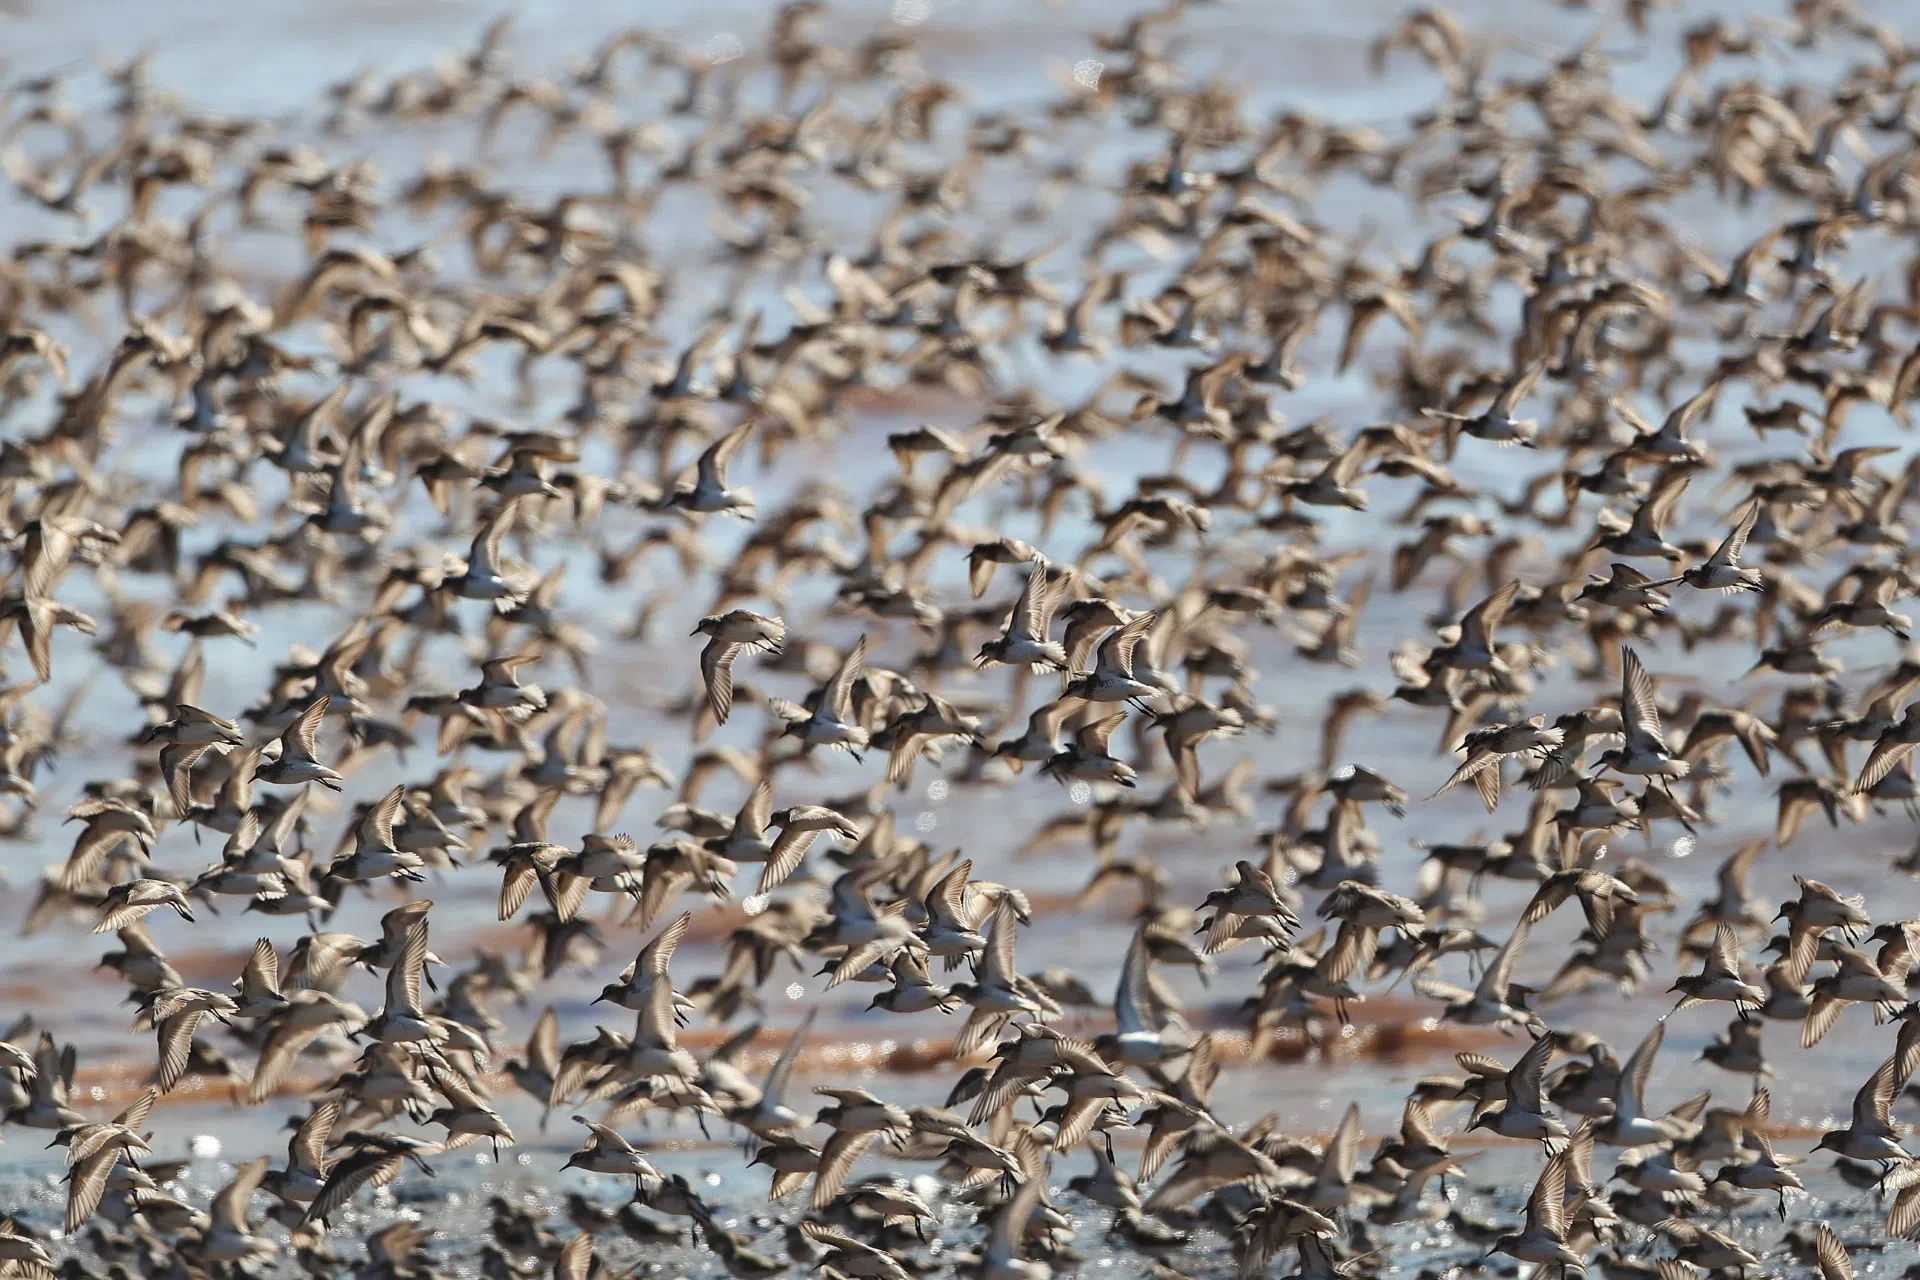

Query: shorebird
[1062,611,1161,707]
[363,919,440,1045]
[659,422,758,519]
[1656,500,1763,594]
[328,784,427,882]
[810,1087,910,1211]
[150,987,239,1092]
[1417,914,1543,1031]
[1592,1019,1682,1147]
[976,561,1071,670]
[264,1098,339,1208]
[306,1132,441,1225]
[1489,1156,1584,1272]
[992,698,1083,774]
[199,1157,279,1263]
[727,1010,814,1139]
[253,696,345,791]
[1816,1048,1917,1166]
[11,5,1920,1277]
[1671,924,1766,1019]
[92,879,196,932]
[693,610,787,724]
[1038,711,1136,787]
[1469,1032,1570,1149]
[1594,648,1691,786]
[766,636,872,758]
[142,703,246,810]
[563,1115,662,1194]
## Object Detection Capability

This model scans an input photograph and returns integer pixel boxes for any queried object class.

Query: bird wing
[529,1007,560,1078]
[762,1008,815,1105]
[928,859,973,925]
[809,1130,877,1211]
[158,742,213,816]
[1078,712,1127,754]
[699,421,754,489]
[1102,609,1159,676]
[64,1148,121,1235]
[361,785,407,850]
[94,899,159,934]
[1708,921,1742,979]
[1620,647,1668,754]
[1458,580,1519,651]
[1031,697,1082,739]
[1402,1095,1445,1151]
[1718,839,1763,900]
[116,1085,158,1133]
[700,637,744,725]
[517,787,563,844]
[1114,932,1156,1036]
[387,920,430,1014]
[642,911,692,975]
[1476,914,1532,1002]
[1853,735,1918,794]
[1815,1223,1854,1280]
[498,853,544,921]
[1320,920,1376,985]
[1668,380,1720,435]
[1505,1031,1553,1111]
[1010,560,1052,641]
[979,897,1020,986]
[1326,1102,1362,1183]
[763,695,810,725]
[1326,442,1371,490]
[1035,564,1075,638]
[737,777,773,835]
[554,1232,594,1280]
[823,635,868,721]
[1492,360,1545,415]
[562,1116,625,1164]
[987,1173,1043,1263]
[242,937,281,997]
[156,1010,206,1093]
[1642,466,1692,530]
[1524,1153,1567,1237]
[538,862,592,924]
[307,1150,402,1224]
[471,504,512,574]
[217,812,264,870]
[249,1024,323,1104]
[1616,1017,1665,1123]
[380,899,433,945]
[760,827,821,894]
[637,977,680,1050]
[211,1156,269,1232]
[1709,500,1759,568]
[293,1098,341,1171]
[1860,1051,1902,1128]
[222,746,259,813]
[285,695,330,760]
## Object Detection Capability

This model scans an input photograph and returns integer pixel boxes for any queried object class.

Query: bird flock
[5,0,1920,1277]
